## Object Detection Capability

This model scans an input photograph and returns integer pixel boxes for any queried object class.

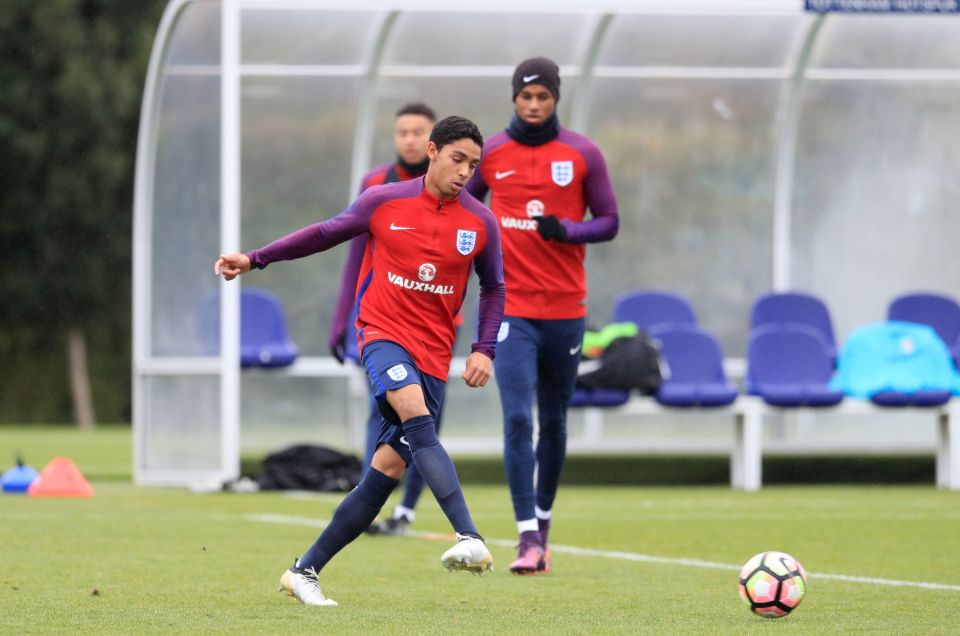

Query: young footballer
[328,102,454,536]
[216,116,504,605]
[467,57,619,575]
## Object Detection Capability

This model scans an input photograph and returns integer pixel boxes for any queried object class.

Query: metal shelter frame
[133,0,960,486]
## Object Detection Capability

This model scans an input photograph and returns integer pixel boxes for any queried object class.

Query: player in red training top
[328,102,451,537]
[216,116,505,606]
[467,57,619,575]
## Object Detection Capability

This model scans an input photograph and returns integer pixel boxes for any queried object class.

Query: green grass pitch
[2,426,960,634]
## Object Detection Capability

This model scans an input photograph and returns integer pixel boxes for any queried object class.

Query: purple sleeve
[327,235,368,349]
[325,168,381,347]
[559,135,619,244]
[465,167,489,202]
[467,131,510,202]
[469,207,506,360]
[245,189,381,269]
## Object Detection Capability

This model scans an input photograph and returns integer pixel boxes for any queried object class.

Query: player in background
[466,57,619,575]
[328,102,455,536]
[216,116,505,605]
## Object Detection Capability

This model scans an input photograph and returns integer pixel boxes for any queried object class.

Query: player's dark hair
[395,102,436,122]
[429,116,483,152]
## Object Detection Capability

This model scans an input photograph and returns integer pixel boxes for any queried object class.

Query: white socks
[393,505,415,521]
[517,518,539,534]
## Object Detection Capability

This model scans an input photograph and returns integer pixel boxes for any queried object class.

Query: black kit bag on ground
[577,330,666,395]
[258,444,362,492]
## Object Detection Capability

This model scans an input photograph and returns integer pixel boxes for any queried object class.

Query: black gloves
[329,334,346,364]
[536,215,567,242]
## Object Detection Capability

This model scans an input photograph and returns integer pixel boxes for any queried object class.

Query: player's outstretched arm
[214,253,251,281]
[461,352,493,388]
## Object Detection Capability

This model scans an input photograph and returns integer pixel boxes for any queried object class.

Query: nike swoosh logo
[495,170,516,180]
[523,74,540,83]
[569,344,582,356]
[390,222,415,231]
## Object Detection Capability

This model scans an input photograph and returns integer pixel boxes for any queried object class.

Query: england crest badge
[456,229,477,255]
[551,160,573,187]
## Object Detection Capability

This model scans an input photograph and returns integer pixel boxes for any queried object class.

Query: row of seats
[573,290,960,410]
[209,288,960,410]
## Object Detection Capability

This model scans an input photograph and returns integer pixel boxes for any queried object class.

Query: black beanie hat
[512,57,560,102]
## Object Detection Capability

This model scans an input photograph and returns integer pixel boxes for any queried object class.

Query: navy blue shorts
[361,340,447,466]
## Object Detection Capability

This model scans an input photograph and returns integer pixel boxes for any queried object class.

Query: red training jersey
[248,178,505,380]
[467,128,618,320]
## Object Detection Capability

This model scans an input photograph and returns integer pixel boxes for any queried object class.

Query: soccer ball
[738,551,807,618]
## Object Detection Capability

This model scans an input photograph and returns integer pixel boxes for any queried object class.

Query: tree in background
[0,1,164,425]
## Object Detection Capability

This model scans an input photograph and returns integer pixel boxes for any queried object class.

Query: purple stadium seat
[570,289,696,408]
[746,324,843,407]
[750,292,838,362]
[649,325,737,407]
[888,292,960,365]
[200,288,300,368]
[569,387,630,408]
[611,290,697,331]
[871,390,951,407]
[238,289,299,367]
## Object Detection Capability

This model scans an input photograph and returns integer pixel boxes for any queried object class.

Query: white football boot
[440,533,494,575]
[278,560,338,606]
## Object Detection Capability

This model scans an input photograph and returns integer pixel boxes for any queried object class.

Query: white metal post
[348,10,399,198]
[732,398,762,491]
[937,401,960,490]
[219,0,242,486]
[132,0,194,484]
[583,407,605,444]
[771,13,825,291]
[568,12,613,134]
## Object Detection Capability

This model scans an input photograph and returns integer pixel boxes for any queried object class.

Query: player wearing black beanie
[467,56,620,577]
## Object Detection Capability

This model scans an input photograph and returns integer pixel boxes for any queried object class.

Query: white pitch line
[243,513,960,593]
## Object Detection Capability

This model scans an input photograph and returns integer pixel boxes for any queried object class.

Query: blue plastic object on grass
[2,461,39,494]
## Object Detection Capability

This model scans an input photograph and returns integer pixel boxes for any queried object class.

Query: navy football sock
[403,415,478,535]
[297,467,398,572]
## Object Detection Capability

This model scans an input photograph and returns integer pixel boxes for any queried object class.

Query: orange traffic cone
[27,457,94,498]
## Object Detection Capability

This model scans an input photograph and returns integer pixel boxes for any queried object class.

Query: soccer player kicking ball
[467,57,619,575]
[328,102,456,536]
[215,116,505,606]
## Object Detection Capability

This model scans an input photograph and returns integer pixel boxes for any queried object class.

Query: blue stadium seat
[887,292,960,365]
[200,288,300,368]
[871,390,952,407]
[649,325,737,407]
[611,290,697,331]
[750,292,838,362]
[239,289,299,367]
[746,324,843,407]
[570,290,696,408]
[569,387,630,408]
